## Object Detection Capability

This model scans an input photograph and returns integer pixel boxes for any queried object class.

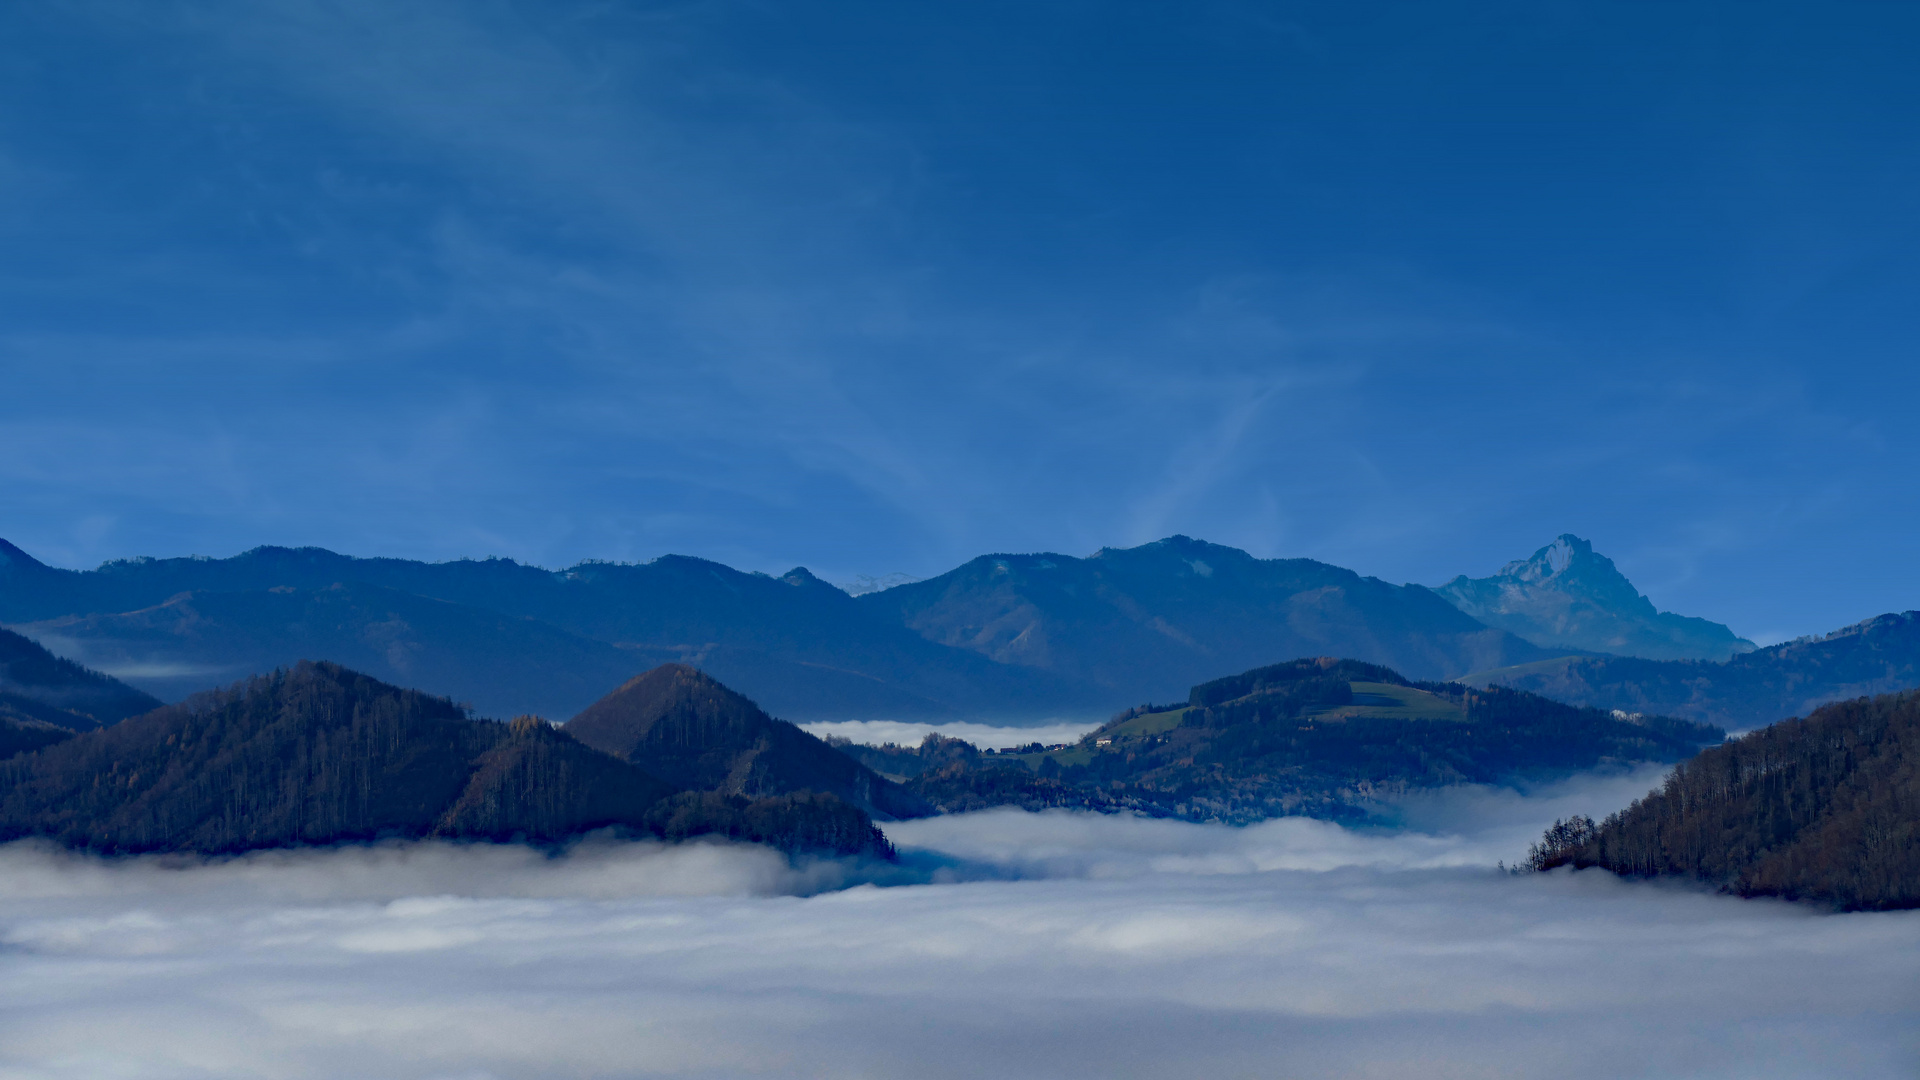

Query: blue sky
[1,1,1916,642]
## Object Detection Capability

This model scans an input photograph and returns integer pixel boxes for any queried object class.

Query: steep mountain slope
[1534,690,1920,910]
[0,626,161,729]
[897,656,1723,823]
[1,539,1080,721]
[859,536,1562,703]
[13,582,665,720]
[1468,611,1920,731]
[567,664,931,820]
[0,661,889,857]
[1436,535,1754,661]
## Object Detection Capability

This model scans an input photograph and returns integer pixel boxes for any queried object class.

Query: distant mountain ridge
[856,535,1562,704]
[0,533,1764,723]
[1467,611,1920,730]
[0,540,1077,721]
[1435,535,1754,662]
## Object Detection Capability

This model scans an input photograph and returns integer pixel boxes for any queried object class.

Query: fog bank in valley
[2,768,1915,1079]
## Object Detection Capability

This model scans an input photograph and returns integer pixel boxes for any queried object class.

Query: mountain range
[0,535,1576,721]
[3,532,1903,732]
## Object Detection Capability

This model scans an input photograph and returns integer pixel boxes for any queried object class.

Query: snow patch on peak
[1497,534,1591,583]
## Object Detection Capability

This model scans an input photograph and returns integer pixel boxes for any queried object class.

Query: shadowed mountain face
[0,626,161,733]
[1468,611,1920,731]
[0,661,890,858]
[567,665,932,821]
[1536,689,1920,911]
[857,536,1563,703]
[1435,535,1754,662]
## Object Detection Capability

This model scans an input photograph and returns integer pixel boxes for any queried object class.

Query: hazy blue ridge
[1467,611,1920,731]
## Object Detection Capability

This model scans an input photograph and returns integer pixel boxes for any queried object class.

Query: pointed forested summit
[1436,535,1754,662]
[567,664,932,820]
[0,661,889,857]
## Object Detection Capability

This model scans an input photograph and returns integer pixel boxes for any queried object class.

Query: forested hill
[1530,690,1920,910]
[566,664,931,821]
[1470,611,1920,731]
[0,661,890,858]
[850,657,1723,824]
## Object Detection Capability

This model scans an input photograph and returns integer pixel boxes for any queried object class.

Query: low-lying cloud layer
[800,718,1098,750]
[3,770,1915,1079]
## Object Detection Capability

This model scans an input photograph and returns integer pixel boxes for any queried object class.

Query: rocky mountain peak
[1436,536,1753,662]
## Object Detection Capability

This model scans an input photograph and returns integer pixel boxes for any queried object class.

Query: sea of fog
[800,718,1099,749]
[3,765,1916,1079]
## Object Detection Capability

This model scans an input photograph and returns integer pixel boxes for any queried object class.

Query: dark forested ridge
[0,661,890,858]
[1470,611,1920,731]
[1531,690,1920,910]
[870,657,1722,824]
[0,626,162,730]
[566,664,931,821]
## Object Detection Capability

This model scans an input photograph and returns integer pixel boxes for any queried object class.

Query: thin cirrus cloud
[0,2,1918,638]
[3,770,1916,1079]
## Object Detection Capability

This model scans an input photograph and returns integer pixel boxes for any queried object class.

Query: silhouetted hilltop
[1531,689,1920,910]
[1469,611,1920,730]
[1436,535,1754,661]
[0,661,889,857]
[859,536,1564,703]
[0,626,161,730]
[567,664,931,821]
[902,656,1722,823]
